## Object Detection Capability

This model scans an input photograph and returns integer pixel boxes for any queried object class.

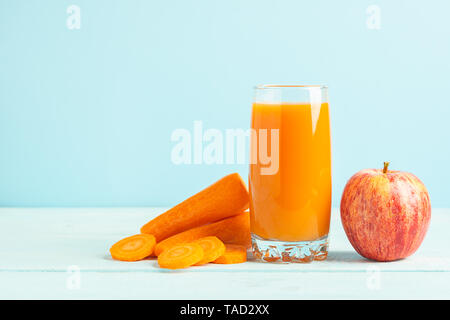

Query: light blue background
[1,0,449,207]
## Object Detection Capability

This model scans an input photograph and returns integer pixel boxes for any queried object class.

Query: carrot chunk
[213,244,247,264]
[154,211,251,256]
[158,243,204,269]
[140,173,249,242]
[110,234,156,262]
[192,236,226,265]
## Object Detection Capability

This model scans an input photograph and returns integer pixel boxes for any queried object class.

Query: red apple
[340,162,431,262]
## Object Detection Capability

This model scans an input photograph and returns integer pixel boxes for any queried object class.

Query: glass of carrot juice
[249,84,331,263]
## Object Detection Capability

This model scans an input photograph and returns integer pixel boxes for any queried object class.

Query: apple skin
[340,166,431,262]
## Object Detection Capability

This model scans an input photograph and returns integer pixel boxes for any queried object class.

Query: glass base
[251,234,329,263]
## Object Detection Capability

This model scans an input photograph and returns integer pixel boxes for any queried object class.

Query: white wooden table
[0,208,449,299]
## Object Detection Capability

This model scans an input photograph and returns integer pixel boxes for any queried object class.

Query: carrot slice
[110,234,156,262]
[213,244,247,264]
[154,211,251,256]
[140,173,249,242]
[192,236,226,265]
[158,243,204,269]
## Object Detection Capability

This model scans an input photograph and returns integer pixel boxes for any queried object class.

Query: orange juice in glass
[249,85,331,263]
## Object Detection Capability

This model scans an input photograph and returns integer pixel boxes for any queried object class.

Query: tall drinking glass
[249,85,331,263]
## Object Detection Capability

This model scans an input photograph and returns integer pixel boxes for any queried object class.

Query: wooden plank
[1,271,449,299]
[0,208,447,272]
[0,208,448,299]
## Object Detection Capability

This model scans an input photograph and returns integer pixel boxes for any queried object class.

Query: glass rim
[254,84,328,90]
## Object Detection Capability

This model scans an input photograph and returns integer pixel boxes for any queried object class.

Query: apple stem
[383,162,390,174]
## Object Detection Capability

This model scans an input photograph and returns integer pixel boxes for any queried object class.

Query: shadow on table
[246,250,370,264]
[103,250,370,265]
[102,255,158,261]
[326,250,369,263]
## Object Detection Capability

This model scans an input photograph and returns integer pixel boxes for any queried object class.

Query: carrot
[213,244,247,264]
[110,234,156,262]
[140,173,249,242]
[154,211,251,256]
[192,236,226,265]
[158,243,204,269]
